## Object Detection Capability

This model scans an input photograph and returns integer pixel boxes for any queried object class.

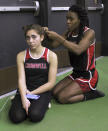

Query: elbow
[75,51,82,55]
[73,49,82,55]
[74,46,84,55]
[52,43,58,48]
[50,84,55,90]
[49,81,56,90]
[69,45,83,55]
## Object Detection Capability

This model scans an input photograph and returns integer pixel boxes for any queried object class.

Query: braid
[69,5,89,43]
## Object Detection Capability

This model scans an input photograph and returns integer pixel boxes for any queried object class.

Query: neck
[30,45,44,55]
[71,28,79,36]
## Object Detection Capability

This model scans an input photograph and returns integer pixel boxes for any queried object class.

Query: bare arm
[31,50,58,95]
[17,51,30,114]
[46,30,68,48]
[43,26,67,48]
[17,52,27,98]
[46,29,95,55]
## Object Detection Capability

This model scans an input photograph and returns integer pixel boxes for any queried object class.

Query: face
[26,29,44,50]
[66,11,80,32]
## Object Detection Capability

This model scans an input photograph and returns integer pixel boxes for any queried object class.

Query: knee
[28,110,44,122]
[9,109,26,124]
[57,94,68,104]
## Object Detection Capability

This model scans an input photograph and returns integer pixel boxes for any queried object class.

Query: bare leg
[68,94,84,103]
[56,80,84,104]
[53,76,72,97]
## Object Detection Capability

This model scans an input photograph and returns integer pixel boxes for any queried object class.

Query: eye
[26,35,37,40]
[31,35,37,39]
[26,36,30,40]
[66,16,73,21]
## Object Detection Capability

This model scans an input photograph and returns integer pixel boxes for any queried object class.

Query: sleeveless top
[24,48,49,91]
[67,26,96,78]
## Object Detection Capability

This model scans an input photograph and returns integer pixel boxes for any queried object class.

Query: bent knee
[28,110,44,122]
[57,95,68,104]
[9,110,26,124]
[52,88,58,97]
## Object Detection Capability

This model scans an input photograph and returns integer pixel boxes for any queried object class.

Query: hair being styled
[22,24,45,37]
[69,5,89,43]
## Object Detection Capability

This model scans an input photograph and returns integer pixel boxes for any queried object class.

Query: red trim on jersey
[25,49,30,60]
[41,48,48,61]
[84,26,96,71]
[84,26,90,32]
[25,48,48,62]
[86,43,95,71]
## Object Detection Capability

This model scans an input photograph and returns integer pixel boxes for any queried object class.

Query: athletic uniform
[24,47,49,91]
[9,47,52,123]
[67,26,98,93]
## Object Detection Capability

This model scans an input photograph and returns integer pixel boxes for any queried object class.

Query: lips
[67,23,72,28]
[29,45,35,48]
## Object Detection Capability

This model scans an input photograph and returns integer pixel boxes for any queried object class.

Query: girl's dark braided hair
[69,5,89,43]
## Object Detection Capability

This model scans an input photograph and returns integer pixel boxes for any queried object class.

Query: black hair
[22,24,45,37]
[69,5,89,43]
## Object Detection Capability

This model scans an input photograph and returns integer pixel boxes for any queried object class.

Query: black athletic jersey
[67,26,96,73]
[24,48,49,91]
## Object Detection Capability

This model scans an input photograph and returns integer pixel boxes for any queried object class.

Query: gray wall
[0,0,105,95]
[0,13,39,69]
[47,0,76,34]
[86,0,108,55]
[0,0,47,69]
[85,0,102,42]
[0,0,105,69]
[47,0,102,42]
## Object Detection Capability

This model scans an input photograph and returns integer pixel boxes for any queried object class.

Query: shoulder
[48,49,58,63]
[49,49,57,59]
[83,27,95,42]
[17,50,26,63]
[83,27,95,44]
[84,27,95,37]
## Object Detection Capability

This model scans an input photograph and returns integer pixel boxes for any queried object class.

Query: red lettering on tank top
[25,63,47,69]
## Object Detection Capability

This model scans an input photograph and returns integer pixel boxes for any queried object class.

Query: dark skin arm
[47,30,68,48]
[46,29,95,55]
[43,27,68,48]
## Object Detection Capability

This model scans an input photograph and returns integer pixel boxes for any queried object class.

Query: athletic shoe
[84,90,105,101]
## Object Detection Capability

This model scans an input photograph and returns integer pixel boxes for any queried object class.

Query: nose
[67,19,71,24]
[29,37,33,42]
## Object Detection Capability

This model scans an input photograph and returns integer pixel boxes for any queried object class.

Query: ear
[40,35,44,42]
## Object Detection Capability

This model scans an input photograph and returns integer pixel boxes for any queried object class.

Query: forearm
[31,82,54,95]
[45,39,60,49]
[56,34,81,55]
[51,40,60,48]
[18,81,27,99]
[18,84,31,114]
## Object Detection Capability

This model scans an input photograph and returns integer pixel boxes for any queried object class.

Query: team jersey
[67,27,96,73]
[24,47,49,91]
[67,27,98,90]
